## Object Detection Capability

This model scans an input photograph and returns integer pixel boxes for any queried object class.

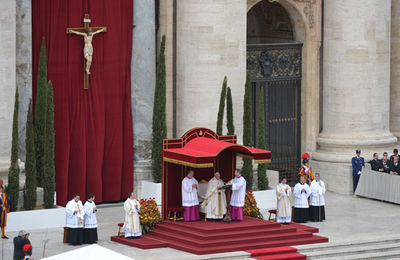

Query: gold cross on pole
[66,14,107,90]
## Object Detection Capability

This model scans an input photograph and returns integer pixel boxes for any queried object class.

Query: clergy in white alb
[309,173,326,222]
[202,172,227,219]
[228,169,246,221]
[83,193,98,244]
[66,193,85,245]
[293,176,311,223]
[123,192,142,238]
[276,177,292,224]
[182,170,200,221]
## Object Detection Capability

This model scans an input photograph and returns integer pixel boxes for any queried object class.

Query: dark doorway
[247,1,302,185]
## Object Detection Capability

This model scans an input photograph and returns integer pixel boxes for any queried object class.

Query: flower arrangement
[139,198,161,234]
[243,190,263,219]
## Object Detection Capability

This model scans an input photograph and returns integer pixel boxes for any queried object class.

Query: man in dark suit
[13,230,30,260]
[390,149,399,162]
[352,150,365,193]
[369,153,384,172]
[390,156,400,175]
[381,152,391,173]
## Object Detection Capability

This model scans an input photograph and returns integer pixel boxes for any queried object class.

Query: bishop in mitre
[123,192,142,238]
[66,193,85,245]
[276,177,292,224]
[182,170,200,221]
[202,172,227,220]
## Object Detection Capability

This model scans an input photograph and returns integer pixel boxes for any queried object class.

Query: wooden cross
[66,14,107,90]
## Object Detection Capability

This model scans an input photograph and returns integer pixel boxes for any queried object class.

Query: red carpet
[110,217,327,255]
[246,247,307,259]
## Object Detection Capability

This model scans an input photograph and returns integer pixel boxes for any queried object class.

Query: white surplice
[123,198,141,237]
[310,180,326,206]
[181,177,199,207]
[66,199,85,228]
[293,183,311,208]
[202,177,227,219]
[230,176,246,207]
[83,201,97,228]
[276,183,292,223]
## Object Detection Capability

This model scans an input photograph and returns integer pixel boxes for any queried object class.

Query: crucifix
[67,14,107,90]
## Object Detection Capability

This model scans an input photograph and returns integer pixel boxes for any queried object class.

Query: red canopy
[163,133,271,168]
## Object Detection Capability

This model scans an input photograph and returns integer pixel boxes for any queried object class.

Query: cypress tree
[216,76,227,135]
[24,99,37,210]
[7,87,20,212]
[226,87,235,135]
[242,72,253,190]
[43,81,55,208]
[35,37,48,187]
[151,35,167,183]
[256,87,268,190]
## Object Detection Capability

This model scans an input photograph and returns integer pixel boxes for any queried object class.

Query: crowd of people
[276,157,326,224]
[369,149,400,175]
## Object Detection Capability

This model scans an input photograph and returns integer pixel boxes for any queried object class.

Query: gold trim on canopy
[163,157,214,168]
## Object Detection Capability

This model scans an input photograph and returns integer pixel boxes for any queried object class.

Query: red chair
[117,223,124,236]
[268,209,277,221]
[167,207,184,222]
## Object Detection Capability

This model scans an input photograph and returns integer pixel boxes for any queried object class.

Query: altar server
[123,192,142,238]
[228,169,246,221]
[293,176,310,223]
[203,172,227,220]
[0,185,9,239]
[182,170,200,221]
[83,193,98,244]
[309,173,326,222]
[276,177,292,224]
[66,193,85,245]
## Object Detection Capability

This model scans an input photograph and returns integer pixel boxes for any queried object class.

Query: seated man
[202,172,226,220]
[369,153,384,172]
[381,152,391,173]
[390,156,400,175]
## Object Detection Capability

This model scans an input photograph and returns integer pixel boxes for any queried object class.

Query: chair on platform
[268,209,277,221]
[117,223,124,236]
[167,207,184,222]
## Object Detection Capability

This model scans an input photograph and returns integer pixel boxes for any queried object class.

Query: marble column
[313,0,396,194]
[390,0,400,138]
[176,0,246,141]
[0,0,16,172]
[16,0,32,162]
[131,0,156,193]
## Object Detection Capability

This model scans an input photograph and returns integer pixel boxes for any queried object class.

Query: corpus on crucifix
[67,14,106,90]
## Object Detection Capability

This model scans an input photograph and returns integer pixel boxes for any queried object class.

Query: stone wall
[0,0,16,169]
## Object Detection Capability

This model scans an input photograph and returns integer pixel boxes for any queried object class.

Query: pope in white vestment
[182,170,200,221]
[293,176,311,223]
[66,194,85,245]
[83,194,98,244]
[123,193,142,238]
[276,177,292,224]
[202,172,227,219]
[229,169,246,221]
[309,173,326,222]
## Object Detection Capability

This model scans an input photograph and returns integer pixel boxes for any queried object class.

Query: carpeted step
[246,246,298,256]
[147,228,313,248]
[288,222,319,233]
[157,223,297,240]
[144,233,327,255]
[254,252,307,260]
[110,236,168,249]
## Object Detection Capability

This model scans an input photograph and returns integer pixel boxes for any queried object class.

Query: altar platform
[110,216,328,255]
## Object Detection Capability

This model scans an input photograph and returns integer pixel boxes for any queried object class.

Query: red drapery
[32,0,133,205]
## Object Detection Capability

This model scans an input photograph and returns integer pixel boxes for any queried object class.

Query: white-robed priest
[228,169,246,221]
[202,172,227,220]
[276,177,292,224]
[293,175,311,223]
[182,170,200,221]
[66,193,85,245]
[83,193,98,244]
[123,192,142,238]
[310,173,326,222]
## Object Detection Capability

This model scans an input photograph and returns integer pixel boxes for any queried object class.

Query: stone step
[307,249,400,260]
[303,242,400,259]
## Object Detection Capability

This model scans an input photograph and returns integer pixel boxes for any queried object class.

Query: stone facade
[0,0,16,170]
[391,0,400,138]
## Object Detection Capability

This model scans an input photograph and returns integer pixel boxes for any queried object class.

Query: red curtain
[32,0,133,205]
